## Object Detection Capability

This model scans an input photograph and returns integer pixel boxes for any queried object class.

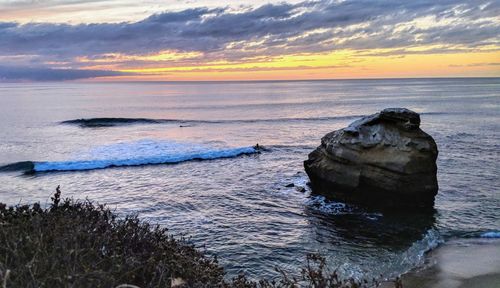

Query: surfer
[253,143,268,152]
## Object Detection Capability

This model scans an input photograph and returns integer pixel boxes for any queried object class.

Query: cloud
[0,66,126,81]
[449,62,500,68]
[0,0,498,79]
[133,64,350,74]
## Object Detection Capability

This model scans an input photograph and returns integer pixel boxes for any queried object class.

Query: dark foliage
[0,187,224,288]
[0,188,398,288]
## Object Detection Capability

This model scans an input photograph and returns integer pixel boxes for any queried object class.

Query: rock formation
[304,108,438,210]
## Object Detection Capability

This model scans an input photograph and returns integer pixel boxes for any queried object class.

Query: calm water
[0,79,499,280]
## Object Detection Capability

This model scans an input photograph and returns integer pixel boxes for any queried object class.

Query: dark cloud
[0,0,498,79]
[0,66,126,81]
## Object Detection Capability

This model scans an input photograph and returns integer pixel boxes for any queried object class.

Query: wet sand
[382,238,500,288]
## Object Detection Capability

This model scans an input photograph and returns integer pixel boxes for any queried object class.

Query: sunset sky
[0,0,499,81]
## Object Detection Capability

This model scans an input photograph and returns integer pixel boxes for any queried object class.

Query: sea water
[0,78,498,280]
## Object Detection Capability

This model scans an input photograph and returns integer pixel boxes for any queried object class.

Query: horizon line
[78,76,500,84]
[2,76,499,84]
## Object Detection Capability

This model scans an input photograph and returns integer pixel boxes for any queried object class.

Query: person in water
[253,143,268,152]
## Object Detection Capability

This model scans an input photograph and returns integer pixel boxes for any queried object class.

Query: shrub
[0,186,224,288]
[0,187,397,288]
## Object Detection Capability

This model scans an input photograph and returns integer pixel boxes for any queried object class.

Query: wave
[387,229,443,278]
[61,112,452,128]
[61,115,365,128]
[480,231,500,238]
[61,118,173,127]
[0,140,258,173]
[34,146,257,172]
[0,161,35,172]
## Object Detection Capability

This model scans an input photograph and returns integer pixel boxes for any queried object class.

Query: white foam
[304,195,383,219]
[480,231,500,238]
[402,229,443,263]
[305,195,350,214]
[380,228,443,279]
[34,139,256,172]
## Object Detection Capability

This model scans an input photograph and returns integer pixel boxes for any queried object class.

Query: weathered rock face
[304,108,438,210]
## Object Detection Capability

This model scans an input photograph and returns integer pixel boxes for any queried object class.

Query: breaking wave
[0,140,258,173]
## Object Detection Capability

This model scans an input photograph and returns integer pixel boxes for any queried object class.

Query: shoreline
[382,238,500,288]
[2,190,498,287]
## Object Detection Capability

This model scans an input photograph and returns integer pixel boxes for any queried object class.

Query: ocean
[0,78,498,280]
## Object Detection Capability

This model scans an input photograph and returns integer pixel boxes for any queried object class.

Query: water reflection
[305,204,437,251]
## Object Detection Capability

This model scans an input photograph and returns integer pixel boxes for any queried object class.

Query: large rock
[304,108,438,210]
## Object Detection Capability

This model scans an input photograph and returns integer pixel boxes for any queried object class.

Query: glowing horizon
[0,0,499,81]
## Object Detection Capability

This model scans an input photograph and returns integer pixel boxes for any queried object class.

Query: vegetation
[0,187,398,288]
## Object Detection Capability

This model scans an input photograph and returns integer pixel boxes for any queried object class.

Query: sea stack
[304,108,438,210]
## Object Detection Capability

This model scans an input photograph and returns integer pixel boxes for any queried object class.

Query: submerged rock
[304,108,438,210]
[296,186,306,193]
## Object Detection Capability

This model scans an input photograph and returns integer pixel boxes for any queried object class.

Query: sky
[0,0,499,81]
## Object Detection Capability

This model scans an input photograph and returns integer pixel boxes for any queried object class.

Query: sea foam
[32,140,257,172]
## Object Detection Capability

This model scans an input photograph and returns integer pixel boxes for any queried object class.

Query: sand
[382,238,500,288]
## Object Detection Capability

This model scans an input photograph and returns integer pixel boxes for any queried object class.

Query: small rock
[171,278,186,287]
[285,183,295,188]
[296,186,306,193]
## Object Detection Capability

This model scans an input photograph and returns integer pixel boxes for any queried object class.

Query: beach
[382,238,500,288]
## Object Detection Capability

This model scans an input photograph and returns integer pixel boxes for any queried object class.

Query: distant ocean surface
[0,78,499,280]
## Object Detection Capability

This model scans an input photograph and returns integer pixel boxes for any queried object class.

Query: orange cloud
[81,49,499,81]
